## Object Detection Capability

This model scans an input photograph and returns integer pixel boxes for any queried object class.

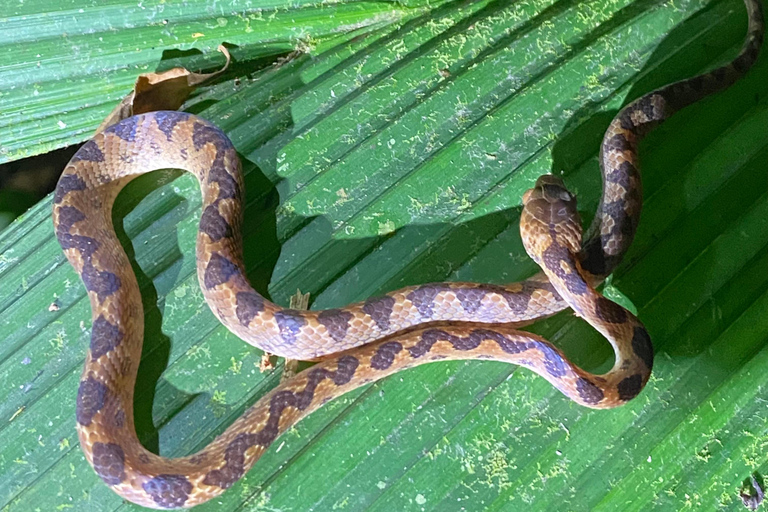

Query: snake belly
[52,0,763,508]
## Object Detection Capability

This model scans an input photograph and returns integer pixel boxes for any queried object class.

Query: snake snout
[523,175,579,226]
[521,175,583,258]
[533,173,565,188]
[536,175,573,203]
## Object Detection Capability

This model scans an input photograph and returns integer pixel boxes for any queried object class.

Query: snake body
[53,1,763,508]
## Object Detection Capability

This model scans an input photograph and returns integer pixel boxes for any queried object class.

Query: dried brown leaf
[96,45,231,133]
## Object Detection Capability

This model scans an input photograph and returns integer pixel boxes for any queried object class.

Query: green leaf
[0,0,436,164]
[1,0,768,510]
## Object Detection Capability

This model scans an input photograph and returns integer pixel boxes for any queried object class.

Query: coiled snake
[53,1,763,508]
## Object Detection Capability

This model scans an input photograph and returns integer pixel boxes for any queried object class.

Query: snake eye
[541,183,572,202]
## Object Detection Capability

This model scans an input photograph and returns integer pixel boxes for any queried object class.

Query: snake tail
[581,0,764,278]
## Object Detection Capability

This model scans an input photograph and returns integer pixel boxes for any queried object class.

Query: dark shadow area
[184,99,220,116]
[0,144,78,229]
[112,172,179,453]
[157,45,286,88]
[238,160,282,293]
[550,0,766,362]
[155,45,292,120]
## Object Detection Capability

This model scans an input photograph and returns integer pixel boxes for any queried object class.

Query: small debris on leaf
[259,353,275,373]
[9,406,25,422]
[740,474,765,510]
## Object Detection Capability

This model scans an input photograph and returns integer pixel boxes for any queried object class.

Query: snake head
[521,175,582,260]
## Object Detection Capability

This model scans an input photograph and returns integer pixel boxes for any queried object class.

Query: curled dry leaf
[96,45,231,134]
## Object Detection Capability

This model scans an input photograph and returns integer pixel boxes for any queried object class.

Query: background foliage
[1,0,767,510]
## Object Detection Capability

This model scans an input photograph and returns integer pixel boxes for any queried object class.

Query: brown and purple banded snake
[52,1,763,507]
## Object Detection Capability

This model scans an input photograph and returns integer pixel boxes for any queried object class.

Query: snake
[52,0,763,508]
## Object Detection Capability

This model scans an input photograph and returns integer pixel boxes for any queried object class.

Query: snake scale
[53,1,763,508]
